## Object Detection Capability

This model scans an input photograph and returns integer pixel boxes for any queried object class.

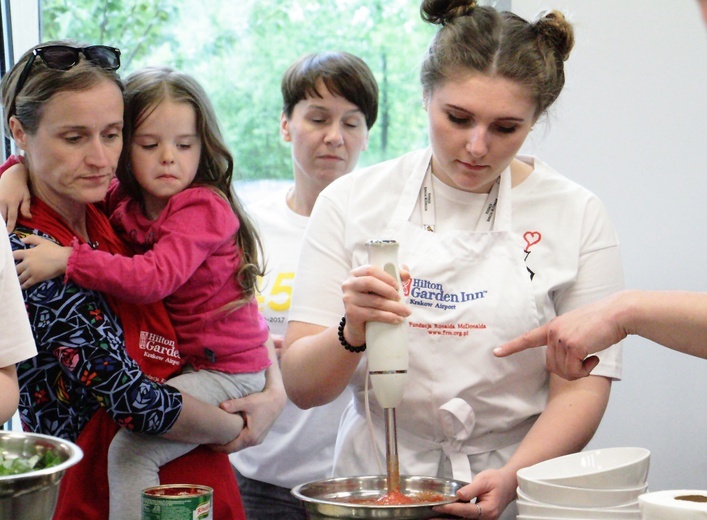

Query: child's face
[130,99,201,217]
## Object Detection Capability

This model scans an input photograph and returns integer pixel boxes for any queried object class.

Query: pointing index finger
[494,324,549,357]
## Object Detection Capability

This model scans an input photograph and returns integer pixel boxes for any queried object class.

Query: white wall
[514,0,707,491]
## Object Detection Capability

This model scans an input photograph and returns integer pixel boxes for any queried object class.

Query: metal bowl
[291,475,466,519]
[0,431,83,520]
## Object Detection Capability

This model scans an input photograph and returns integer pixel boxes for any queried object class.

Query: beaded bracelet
[338,316,366,353]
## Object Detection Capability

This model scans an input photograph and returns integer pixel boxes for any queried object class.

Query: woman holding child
[0,40,282,519]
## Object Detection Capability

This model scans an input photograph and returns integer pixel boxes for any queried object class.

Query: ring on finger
[476,502,482,519]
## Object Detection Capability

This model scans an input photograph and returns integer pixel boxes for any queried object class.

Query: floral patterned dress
[11,226,182,442]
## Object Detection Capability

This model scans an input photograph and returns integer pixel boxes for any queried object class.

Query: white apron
[333,151,548,518]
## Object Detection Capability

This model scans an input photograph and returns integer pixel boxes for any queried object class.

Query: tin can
[142,484,213,520]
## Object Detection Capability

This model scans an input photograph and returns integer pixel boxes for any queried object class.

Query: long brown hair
[118,66,264,305]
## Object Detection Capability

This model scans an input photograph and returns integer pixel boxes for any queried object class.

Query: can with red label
[142,484,213,520]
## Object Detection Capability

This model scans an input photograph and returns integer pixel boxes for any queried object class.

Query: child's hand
[0,162,32,232]
[13,235,71,289]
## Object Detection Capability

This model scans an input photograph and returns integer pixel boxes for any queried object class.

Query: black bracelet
[338,316,366,353]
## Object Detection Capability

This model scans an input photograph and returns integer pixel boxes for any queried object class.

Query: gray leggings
[108,366,266,520]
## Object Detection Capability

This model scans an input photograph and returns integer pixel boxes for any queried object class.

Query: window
[18,0,443,182]
[0,0,510,431]
[3,0,509,182]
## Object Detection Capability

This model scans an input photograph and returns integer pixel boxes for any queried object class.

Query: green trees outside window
[42,0,435,181]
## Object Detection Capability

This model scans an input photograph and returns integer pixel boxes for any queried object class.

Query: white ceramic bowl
[517,487,641,511]
[518,447,650,489]
[517,475,648,508]
[518,498,641,518]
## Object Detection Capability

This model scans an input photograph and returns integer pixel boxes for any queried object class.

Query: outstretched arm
[494,290,707,380]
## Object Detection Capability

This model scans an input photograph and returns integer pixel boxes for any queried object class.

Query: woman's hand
[0,161,32,231]
[432,467,517,519]
[212,335,286,453]
[270,333,285,359]
[214,382,286,453]
[13,235,71,289]
[493,296,628,380]
[340,264,411,347]
[282,263,411,409]
[164,392,245,445]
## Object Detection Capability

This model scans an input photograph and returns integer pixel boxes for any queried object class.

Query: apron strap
[418,161,512,233]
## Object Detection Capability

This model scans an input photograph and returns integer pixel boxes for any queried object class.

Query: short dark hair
[281,51,379,129]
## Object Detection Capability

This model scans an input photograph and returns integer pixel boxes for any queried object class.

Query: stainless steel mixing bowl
[291,475,467,519]
[0,431,83,520]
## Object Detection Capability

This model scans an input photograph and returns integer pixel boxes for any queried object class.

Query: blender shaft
[384,407,401,493]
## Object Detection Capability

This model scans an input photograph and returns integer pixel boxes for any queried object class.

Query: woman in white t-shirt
[0,216,36,424]
[282,2,623,519]
[232,51,379,520]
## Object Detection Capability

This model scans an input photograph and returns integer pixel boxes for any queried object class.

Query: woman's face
[12,79,124,210]
[281,80,369,192]
[426,74,536,193]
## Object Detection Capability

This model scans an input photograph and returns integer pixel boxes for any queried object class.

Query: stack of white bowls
[516,447,650,519]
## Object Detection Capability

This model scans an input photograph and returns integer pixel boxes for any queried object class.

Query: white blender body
[365,240,409,493]
[365,239,409,409]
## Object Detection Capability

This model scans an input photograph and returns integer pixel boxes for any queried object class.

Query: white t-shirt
[1,217,37,367]
[230,188,352,488]
[290,147,623,386]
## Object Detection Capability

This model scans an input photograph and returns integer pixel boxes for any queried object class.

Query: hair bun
[534,10,574,61]
[421,0,478,25]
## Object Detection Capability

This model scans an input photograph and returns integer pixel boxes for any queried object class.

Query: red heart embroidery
[523,231,542,249]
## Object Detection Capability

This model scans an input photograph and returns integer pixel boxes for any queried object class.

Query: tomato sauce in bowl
[341,489,448,505]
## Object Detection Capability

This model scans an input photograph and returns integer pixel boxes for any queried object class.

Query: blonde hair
[1,39,123,136]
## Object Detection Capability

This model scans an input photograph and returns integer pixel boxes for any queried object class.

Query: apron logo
[407,278,488,310]
[402,277,412,297]
[139,331,181,367]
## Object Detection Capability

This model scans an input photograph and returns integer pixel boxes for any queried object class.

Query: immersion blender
[365,239,409,494]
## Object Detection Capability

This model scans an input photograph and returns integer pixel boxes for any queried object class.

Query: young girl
[13,66,271,520]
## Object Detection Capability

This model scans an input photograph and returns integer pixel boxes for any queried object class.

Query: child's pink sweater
[67,185,270,374]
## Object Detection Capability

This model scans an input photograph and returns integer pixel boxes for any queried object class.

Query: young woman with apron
[282,3,623,519]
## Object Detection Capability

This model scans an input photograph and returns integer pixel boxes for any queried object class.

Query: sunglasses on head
[15,44,121,95]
